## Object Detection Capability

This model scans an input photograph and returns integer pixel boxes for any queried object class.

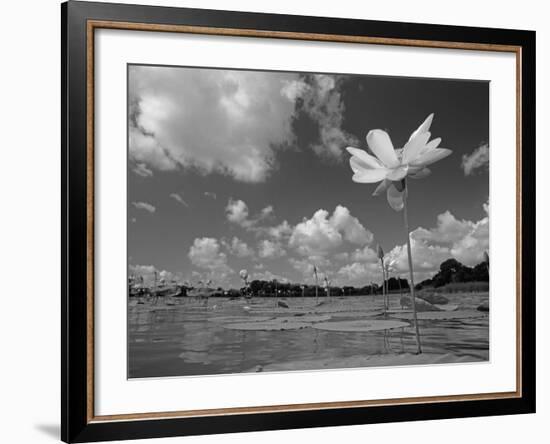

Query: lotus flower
[346,114,451,211]
[344,114,452,355]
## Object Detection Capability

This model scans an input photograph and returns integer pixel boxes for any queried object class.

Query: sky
[127,64,489,288]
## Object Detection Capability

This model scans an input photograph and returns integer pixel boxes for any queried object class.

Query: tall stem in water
[402,179,422,354]
[380,259,387,315]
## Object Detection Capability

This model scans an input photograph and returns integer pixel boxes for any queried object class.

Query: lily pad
[222,320,312,331]
[207,316,272,324]
[419,293,450,305]
[433,304,459,312]
[248,308,310,315]
[276,314,332,323]
[390,310,487,321]
[330,310,384,318]
[312,319,410,332]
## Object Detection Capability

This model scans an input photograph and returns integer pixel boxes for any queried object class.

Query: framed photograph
[62,1,535,442]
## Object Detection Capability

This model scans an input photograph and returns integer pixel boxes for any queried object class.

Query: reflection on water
[128,294,488,378]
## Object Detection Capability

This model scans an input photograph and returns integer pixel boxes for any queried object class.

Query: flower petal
[346,147,384,169]
[366,130,399,168]
[386,165,409,181]
[408,113,434,142]
[372,179,391,196]
[421,137,441,154]
[411,148,452,167]
[347,152,384,175]
[409,167,431,179]
[352,168,389,183]
[387,184,405,211]
[402,131,431,164]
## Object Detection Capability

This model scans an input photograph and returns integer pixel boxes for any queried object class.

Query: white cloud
[204,191,217,200]
[462,144,489,175]
[258,239,286,259]
[350,245,378,263]
[330,205,373,245]
[129,66,298,182]
[129,264,180,285]
[282,74,359,158]
[225,199,250,227]
[188,237,233,281]
[260,205,274,219]
[412,211,473,245]
[334,252,349,262]
[289,258,316,280]
[251,270,289,283]
[169,192,188,207]
[387,206,489,280]
[450,217,489,265]
[223,237,254,258]
[289,205,372,256]
[225,199,278,232]
[132,201,156,213]
[386,240,451,279]
[337,262,380,285]
[289,256,332,283]
[259,220,293,240]
[132,162,153,177]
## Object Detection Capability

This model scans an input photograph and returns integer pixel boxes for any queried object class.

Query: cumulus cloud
[132,162,153,177]
[258,239,286,259]
[334,252,349,262]
[412,211,473,245]
[204,191,217,200]
[260,205,274,219]
[252,270,289,283]
[169,192,188,207]
[330,205,374,245]
[188,237,233,281]
[288,258,316,280]
[222,237,254,258]
[386,240,451,279]
[462,143,489,175]
[129,264,179,285]
[350,245,378,263]
[225,198,278,231]
[337,262,379,284]
[129,66,298,182]
[289,205,372,256]
[289,256,332,283]
[257,220,293,240]
[132,201,156,213]
[226,199,250,227]
[282,74,359,158]
[387,206,489,280]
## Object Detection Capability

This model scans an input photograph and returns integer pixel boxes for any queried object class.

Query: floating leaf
[433,304,459,312]
[222,321,312,331]
[390,310,487,321]
[312,319,409,332]
[208,316,272,324]
[276,314,332,323]
[330,310,384,318]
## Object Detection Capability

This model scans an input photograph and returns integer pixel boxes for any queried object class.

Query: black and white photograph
[127,65,490,378]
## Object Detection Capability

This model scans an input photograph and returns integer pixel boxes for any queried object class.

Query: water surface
[128,294,489,378]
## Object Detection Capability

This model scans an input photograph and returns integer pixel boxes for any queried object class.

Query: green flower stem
[402,179,422,354]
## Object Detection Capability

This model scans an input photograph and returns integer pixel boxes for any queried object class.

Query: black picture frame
[61,1,536,442]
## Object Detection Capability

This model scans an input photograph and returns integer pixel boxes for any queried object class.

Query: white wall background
[0,1,546,443]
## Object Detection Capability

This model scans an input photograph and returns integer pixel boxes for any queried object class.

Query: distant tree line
[172,257,488,298]
[416,258,489,290]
